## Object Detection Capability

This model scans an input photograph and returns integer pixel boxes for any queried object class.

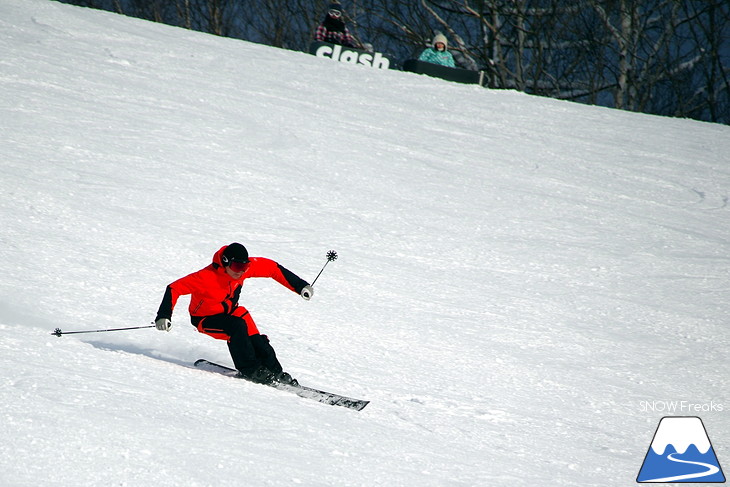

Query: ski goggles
[227,260,250,272]
[328,9,341,17]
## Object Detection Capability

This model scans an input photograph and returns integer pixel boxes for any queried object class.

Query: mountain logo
[637,416,726,483]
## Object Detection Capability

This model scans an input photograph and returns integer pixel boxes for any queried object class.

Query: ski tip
[355,401,370,411]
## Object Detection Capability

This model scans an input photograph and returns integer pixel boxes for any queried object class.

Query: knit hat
[328,2,342,12]
[432,34,448,49]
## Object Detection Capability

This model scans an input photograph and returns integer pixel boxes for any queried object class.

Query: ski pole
[51,325,155,337]
[311,250,338,286]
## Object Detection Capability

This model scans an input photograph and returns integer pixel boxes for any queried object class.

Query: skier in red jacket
[154,243,313,385]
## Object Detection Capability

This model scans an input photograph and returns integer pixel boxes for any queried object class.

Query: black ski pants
[194,313,282,376]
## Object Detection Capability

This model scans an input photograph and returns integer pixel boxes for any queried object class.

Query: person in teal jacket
[418,33,455,68]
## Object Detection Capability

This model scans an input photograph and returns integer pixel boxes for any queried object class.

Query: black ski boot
[238,365,275,384]
[274,371,299,386]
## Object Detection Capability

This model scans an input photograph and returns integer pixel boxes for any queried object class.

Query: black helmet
[221,243,249,267]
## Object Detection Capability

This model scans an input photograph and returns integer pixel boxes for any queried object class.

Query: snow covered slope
[1,1,728,485]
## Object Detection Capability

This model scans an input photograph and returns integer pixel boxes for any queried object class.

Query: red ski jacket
[156,246,308,325]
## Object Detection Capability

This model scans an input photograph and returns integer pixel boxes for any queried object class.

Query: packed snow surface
[1,1,728,486]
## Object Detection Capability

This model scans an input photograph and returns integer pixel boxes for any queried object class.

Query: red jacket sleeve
[247,257,309,294]
[155,269,206,321]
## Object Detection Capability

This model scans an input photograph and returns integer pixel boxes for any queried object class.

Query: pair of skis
[194,359,369,411]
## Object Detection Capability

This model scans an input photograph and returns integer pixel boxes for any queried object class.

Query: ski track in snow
[1,1,729,486]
